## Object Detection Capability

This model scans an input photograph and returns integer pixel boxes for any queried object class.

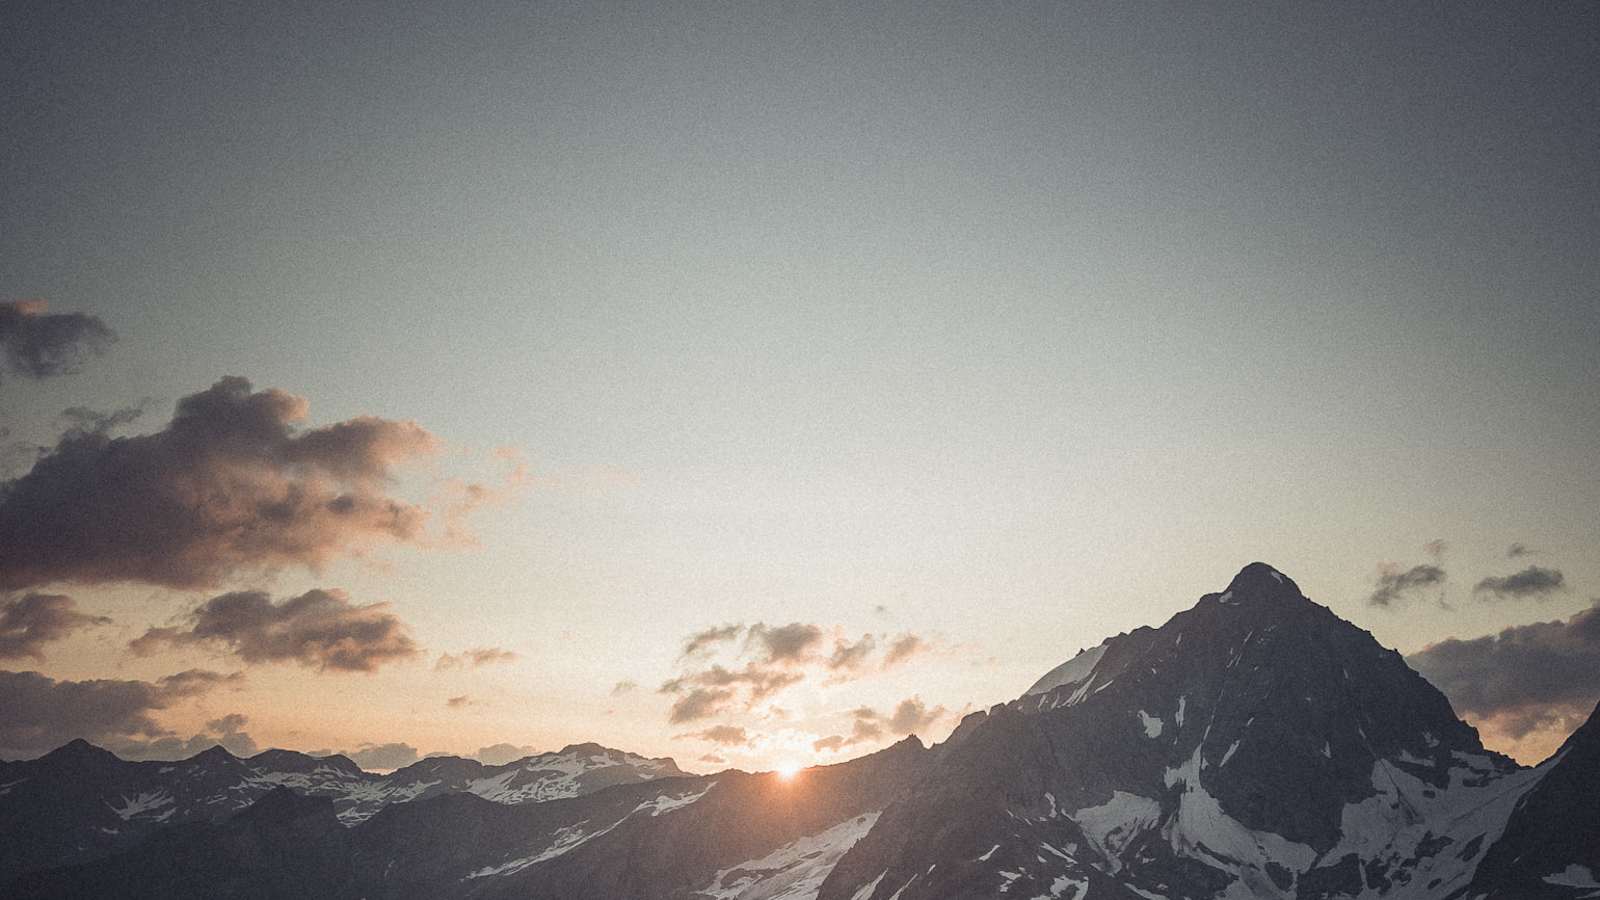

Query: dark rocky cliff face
[8,788,360,900]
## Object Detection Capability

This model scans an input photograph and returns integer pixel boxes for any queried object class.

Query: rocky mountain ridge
[0,738,681,882]
[6,563,1597,899]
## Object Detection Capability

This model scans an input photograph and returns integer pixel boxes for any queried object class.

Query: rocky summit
[4,563,1597,899]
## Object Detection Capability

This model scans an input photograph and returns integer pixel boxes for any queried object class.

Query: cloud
[0,300,115,381]
[683,724,750,746]
[667,687,737,724]
[610,680,638,696]
[812,696,947,754]
[886,697,944,734]
[660,663,805,722]
[662,621,934,723]
[446,695,471,708]
[435,647,518,670]
[747,622,824,662]
[476,742,537,765]
[348,742,420,770]
[826,635,876,672]
[699,752,727,765]
[0,668,242,758]
[1473,565,1566,601]
[0,376,437,591]
[1507,542,1535,558]
[0,593,110,659]
[114,713,260,760]
[1367,563,1447,607]
[1409,600,1600,760]
[682,624,743,658]
[883,633,926,668]
[129,588,419,673]
[157,668,244,695]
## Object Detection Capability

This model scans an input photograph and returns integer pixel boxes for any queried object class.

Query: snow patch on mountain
[1319,753,1549,899]
[1544,864,1600,894]
[697,811,880,900]
[467,782,716,881]
[1138,710,1163,738]
[848,871,887,900]
[1162,748,1315,897]
[1025,643,1107,697]
[1071,790,1162,869]
[110,789,175,821]
[637,781,717,816]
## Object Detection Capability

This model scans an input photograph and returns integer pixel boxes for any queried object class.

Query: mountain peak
[185,744,239,766]
[42,738,118,765]
[1221,560,1301,600]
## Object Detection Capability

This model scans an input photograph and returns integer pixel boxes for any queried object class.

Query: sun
[774,763,801,781]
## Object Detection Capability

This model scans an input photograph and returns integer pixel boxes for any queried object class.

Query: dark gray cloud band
[129,588,419,673]
[0,668,242,758]
[0,376,436,591]
[1473,565,1566,601]
[1408,600,1600,744]
[0,300,115,381]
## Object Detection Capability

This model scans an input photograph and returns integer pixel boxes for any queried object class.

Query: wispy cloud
[435,647,518,670]
[1473,565,1566,601]
[0,593,110,660]
[812,697,947,753]
[1367,563,1447,607]
[129,588,419,673]
[661,620,937,723]
[682,724,750,746]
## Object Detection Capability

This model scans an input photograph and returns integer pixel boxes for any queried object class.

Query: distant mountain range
[0,740,680,883]
[4,563,1597,898]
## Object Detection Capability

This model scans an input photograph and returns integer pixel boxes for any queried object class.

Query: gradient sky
[2,1,1598,770]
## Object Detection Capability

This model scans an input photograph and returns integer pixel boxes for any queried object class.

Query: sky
[2,1,1598,770]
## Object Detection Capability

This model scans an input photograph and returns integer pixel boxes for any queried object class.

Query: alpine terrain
[5,563,1597,899]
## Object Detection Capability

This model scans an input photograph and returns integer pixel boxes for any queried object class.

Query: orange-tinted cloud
[812,696,947,753]
[0,593,110,660]
[1409,599,1600,761]
[661,621,934,723]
